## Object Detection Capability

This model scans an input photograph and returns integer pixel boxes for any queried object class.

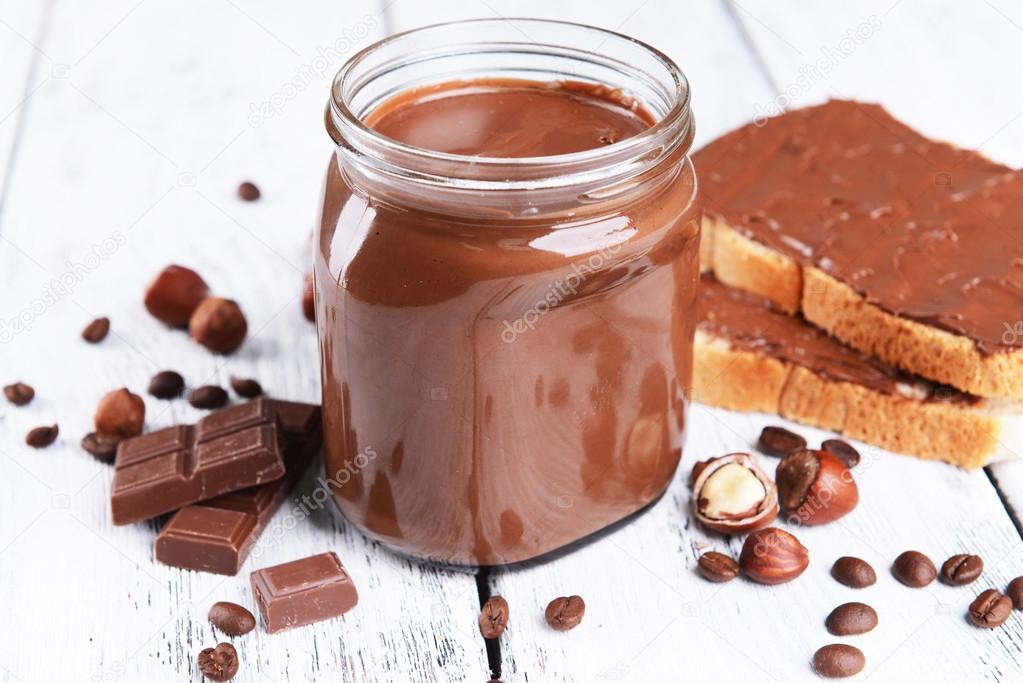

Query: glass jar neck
[326,19,692,215]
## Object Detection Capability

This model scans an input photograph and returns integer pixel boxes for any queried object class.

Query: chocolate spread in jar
[696,99,1022,355]
[316,79,700,566]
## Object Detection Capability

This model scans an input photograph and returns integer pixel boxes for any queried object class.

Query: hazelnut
[95,388,145,438]
[189,297,247,354]
[739,527,809,585]
[692,453,778,534]
[775,449,858,526]
[144,265,209,327]
[302,273,315,323]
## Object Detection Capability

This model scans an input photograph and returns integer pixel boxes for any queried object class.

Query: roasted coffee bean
[188,385,229,410]
[197,642,239,681]
[821,439,860,468]
[4,382,34,406]
[892,550,936,588]
[939,554,984,586]
[26,424,59,448]
[825,602,878,635]
[478,596,509,639]
[237,181,260,201]
[831,556,877,589]
[968,589,1013,628]
[81,432,121,464]
[812,644,865,678]
[229,376,263,399]
[208,601,255,636]
[1007,576,1023,610]
[545,595,585,631]
[81,316,110,343]
[757,426,806,457]
[697,551,740,583]
[148,370,185,399]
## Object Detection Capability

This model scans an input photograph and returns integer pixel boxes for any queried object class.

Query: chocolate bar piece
[154,400,322,575]
[250,552,358,633]
[111,398,285,525]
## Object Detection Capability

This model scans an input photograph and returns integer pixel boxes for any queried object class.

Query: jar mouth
[327,18,692,192]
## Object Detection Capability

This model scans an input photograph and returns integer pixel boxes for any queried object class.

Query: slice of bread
[696,100,1023,399]
[694,275,1021,469]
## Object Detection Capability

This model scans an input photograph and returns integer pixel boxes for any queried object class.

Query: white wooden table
[1,1,1022,681]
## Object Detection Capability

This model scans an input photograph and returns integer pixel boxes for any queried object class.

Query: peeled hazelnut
[739,527,809,585]
[189,297,247,354]
[144,265,209,327]
[95,388,145,438]
[775,449,858,526]
[692,453,778,534]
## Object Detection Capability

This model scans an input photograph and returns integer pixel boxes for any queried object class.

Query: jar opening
[327,19,692,192]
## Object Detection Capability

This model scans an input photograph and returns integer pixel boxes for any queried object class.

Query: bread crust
[702,215,1023,399]
[693,331,1004,469]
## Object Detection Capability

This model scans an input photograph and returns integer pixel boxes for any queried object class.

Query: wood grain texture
[0,1,487,681]
[1,0,1021,681]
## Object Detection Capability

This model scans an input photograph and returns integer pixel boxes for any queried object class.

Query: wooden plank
[0,2,49,200]
[386,2,1023,680]
[726,0,1023,533]
[0,1,487,681]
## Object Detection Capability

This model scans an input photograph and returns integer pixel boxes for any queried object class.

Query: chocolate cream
[698,274,975,404]
[316,79,700,566]
[696,99,1022,355]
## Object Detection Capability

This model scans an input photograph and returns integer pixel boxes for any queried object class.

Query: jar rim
[326,18,692,192]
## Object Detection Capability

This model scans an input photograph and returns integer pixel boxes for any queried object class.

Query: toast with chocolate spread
[695,100,1023,399]
[694,275,1020,468]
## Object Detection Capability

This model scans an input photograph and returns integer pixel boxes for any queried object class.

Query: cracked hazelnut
[692,453,778,534]
[95,388,145,438]
[776,449,858,526]
[739,527,809,585]
[189,297,247,354]
[144,265,209,327]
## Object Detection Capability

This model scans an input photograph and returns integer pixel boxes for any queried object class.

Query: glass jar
[316,19,699,566]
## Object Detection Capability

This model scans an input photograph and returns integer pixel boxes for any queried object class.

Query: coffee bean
[229,376,263,399]
[237,181,261,201]
[545,595,585,631]
[478,596,509,639]
[892,550,936,588]
[81,432,121,464]
[812,644,865,678]
[939,554,984,586]
[4,382,34,406]
[188,385,229,410]
[197,642,239,681]
[81,316,110,343]
[26,424,59,448]
[821,439,860,468]
[697,551,740,583]
[208,601,255,636]
[1007,576,1023,609]
[968,589,1013,628]
[757,425,806,457]
[148,371,185,399]
[831,556,877,589]
[825,602,877,636]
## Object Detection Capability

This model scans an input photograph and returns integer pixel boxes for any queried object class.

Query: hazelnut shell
[692,453,778,535]
[739,527,810,585]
